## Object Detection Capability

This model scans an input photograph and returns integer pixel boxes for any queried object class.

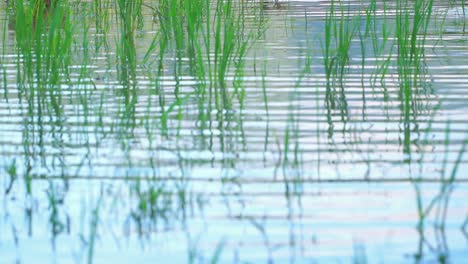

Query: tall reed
[395,0,433,158]
[322,0,360,138]
[12,0,73,196]
[1,12,7,101]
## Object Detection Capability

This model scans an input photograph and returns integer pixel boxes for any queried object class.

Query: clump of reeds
[114,0,143,129]
[395,0,434,157]
[322,0,360,135]
[11,0,73,197]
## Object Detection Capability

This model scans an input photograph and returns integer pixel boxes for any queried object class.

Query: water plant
[11,0,73,196]
[0,0,467,263]
[395,0,434,158]
[1,12,7,101]
[322,0,360,135]
[362,0,393,102]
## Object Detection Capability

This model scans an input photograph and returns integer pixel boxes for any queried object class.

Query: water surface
[0,0,467,263]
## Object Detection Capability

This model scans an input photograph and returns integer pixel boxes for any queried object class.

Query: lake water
[0,0,467,263]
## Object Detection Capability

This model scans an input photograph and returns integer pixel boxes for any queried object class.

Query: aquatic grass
[209,0,261,111]
[14,0,73,118]
[75,15,92,126]
[210,0,262,151]
[115,0,142,86]
[395,0,434,159]
[37,0,73,188]
[363,0,377,39]
[183,0,205,56]
[165,0,185,108]
[322,0,334,137]
[152,0,200,137]
[1,1,467,262]
[330,2,359,118]
[114,0,143,139]
[279,46,310,200]
[322,0,360,136]
[358,32,367,120]
[149,0,262,149]
[13,0,35,98]
[43,0,73,118]
[10,0,74,196]
[355,0,395,124]
[152,17,169,137]
[261,61,270,164]
[212,0,240,110]
[1,12,7,101]
[446,0,467,33]
[229,1,257,111]
[92,0,111,52]
[363,0,394,100]
[71,12,103,178]
[451,0,468,33]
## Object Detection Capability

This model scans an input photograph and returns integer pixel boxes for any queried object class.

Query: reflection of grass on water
[1,12,7,101]
[320,1,466,260]
[111,0,264,241]
[412,118,467,261]
[187,232,226,264]
[1,0,468,263]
